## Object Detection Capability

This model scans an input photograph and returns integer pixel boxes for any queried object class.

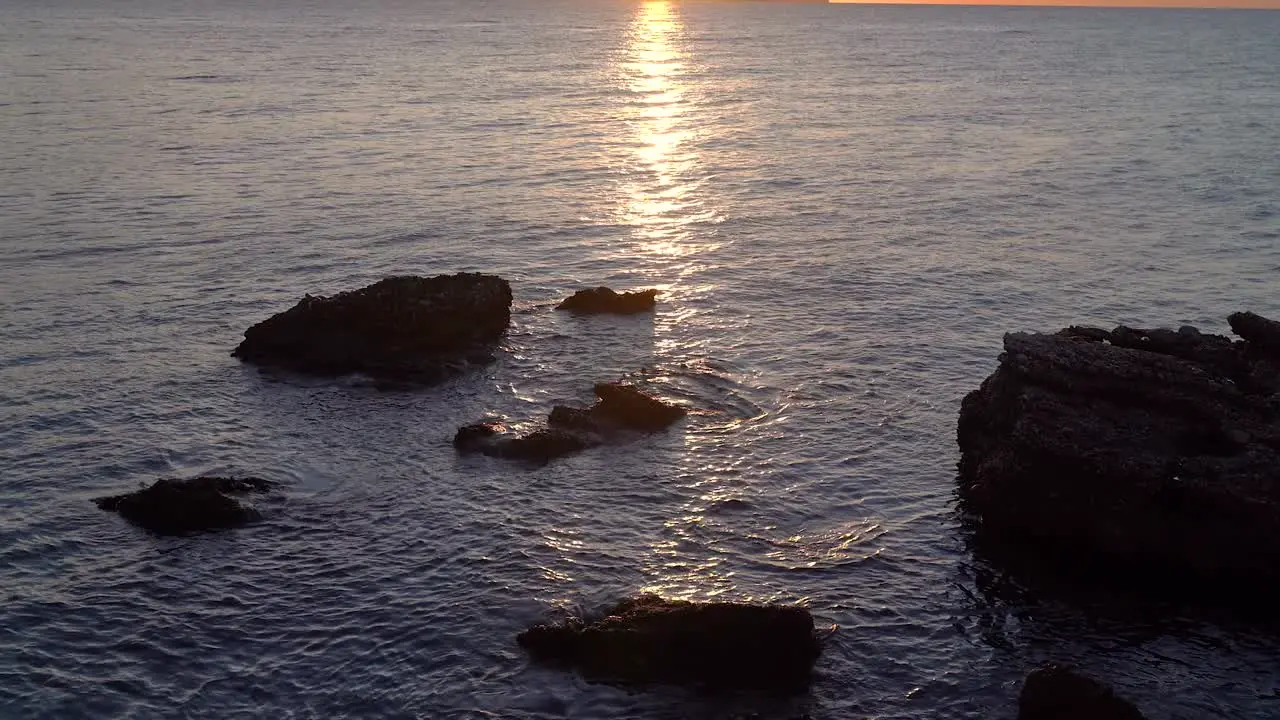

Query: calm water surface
[3,0,1280,717]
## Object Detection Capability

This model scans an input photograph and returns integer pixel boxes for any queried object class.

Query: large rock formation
[958,312,1280,593]
[455,382,686,463]
[1018,667,1146,720]
[556,286,658,315]
[94,476,274,534]
[518,595,822,694]
[232,274,511,384]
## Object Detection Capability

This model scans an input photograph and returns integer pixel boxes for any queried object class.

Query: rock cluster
[232,273,512,385]
[94,476,274,535]
[1018,666,1147,720]
[455,382,686,463]
[556,286,658,315]
[518,594,822,694]
[958,312,1280,594]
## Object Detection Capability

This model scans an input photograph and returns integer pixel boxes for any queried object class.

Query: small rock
[453,422,503,449]
[457,383,685,464]
[591,382,688,431]
[453,423,590,464]
[518,594,822,693]
[546,382,687,434]
[556,286,658,315]
[94,477,274,535]
[1018,666,1147,720]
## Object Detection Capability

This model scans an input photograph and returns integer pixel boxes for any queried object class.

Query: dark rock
[453,422,503,450]
[556,286,658,315]
[458,383,685,464]
[546,405,599,433]
[546,382,687,434]
[453,423,590,464]
[94,476,274,535]
[518,595,822,694]
[1230,311,1280,356]
[957,313,1280,596]
[232,274,511,384]
[1018,666,1146,720]
[591,382,687,431]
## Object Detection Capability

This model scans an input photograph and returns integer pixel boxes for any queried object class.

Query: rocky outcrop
[455,382,686,463]
[958,313,1280,593]
[232,274,511,384]
[518,594,822,694]
[556,286,658,315]
[1230,311,1280,355]
[94,476,274,534]
[1018,667,1146,720]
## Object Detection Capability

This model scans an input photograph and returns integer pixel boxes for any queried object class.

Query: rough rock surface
[455,383,685,463]
[94,476,274,534]
[232,274,511,384]
[518,594,822,693]
[1018,666,1147,720]
[556,286,658,315]
[958,313,1280,591]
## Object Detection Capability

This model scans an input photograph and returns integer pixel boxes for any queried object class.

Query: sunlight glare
[618,1,706,257]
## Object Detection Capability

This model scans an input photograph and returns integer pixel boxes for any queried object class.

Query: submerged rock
[518,595,822,693]
[232,273,511,384]
[453,422,590,464]
[957,313,1280,595]
[556,286,658,315]
[456,382,685,464]
[94,476,274,535]
[1018,666,1146,720]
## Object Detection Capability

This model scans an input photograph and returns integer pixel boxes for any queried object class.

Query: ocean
[2,0,1279,717]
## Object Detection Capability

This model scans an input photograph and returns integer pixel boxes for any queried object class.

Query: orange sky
[829,0,1280,6]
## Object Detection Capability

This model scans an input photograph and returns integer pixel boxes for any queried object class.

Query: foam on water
[2,0,1280,717]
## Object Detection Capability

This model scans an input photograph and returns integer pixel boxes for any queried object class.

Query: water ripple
[3,1,1280,719]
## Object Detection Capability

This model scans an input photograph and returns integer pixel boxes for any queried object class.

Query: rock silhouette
[551,382,688,433]
[556,286,658,315]
[94,476,274,535]
[518,594,822,694]
[453,422,589,464]
[1018,667,1147,720]
[958,312,1280,596]
[455,382,686,464]
[232,273,511,385]
[1229,310,1280,355]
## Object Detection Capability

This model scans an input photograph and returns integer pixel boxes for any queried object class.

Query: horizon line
[825,0,1280,7]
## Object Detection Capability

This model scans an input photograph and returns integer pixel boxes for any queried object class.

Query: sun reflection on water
[617,0,720,260]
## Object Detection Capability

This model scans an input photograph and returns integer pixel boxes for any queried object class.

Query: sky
[828,0,1280,7]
